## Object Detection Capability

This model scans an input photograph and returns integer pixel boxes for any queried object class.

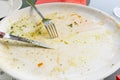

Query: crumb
[37,62,44,68]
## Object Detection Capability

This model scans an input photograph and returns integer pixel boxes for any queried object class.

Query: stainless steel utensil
[0,31,52,49]
[26,0,58,38]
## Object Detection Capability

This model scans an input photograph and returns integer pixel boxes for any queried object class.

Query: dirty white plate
[0,0,22,18]
[0,3,120,80]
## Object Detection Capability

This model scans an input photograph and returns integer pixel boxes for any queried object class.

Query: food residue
[37,62,44,68]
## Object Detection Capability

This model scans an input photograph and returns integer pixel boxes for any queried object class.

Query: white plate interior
[0,3,120,80]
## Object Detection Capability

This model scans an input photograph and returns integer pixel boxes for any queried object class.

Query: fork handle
[26,0,45,19]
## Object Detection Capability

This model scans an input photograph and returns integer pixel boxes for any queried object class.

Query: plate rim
[0,2,120,80]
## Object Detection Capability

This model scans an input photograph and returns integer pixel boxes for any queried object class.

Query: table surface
[0,0,120,80]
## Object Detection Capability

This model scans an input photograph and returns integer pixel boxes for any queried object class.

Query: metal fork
[26,0,58,38]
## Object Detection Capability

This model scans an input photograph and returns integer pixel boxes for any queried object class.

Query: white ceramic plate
[0,0,22,18]
[0,3,120,80]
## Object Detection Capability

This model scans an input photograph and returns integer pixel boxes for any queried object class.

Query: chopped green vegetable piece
[68,24,73,28]
[64,41,69,44]
[60,40,63,42]
[5,40,9,43]
[38,31,42,34]
[10,31,14,34]
[11,26,13,29]
[22,25,26,27]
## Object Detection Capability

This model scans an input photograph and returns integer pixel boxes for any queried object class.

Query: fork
[26,0,58,38]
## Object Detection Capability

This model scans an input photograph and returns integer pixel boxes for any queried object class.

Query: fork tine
[47,24,55,38]
[45,24,53,38]
[51,23,58,37]
[51,23,57,37]
[45,22,58,38]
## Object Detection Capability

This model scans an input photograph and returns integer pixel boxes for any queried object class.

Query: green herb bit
[11,26,13,29]
[10,31,15,34]
[31,33,34,37]
[68,24,73,28]
[19,27,23,31]
[22,25,26,27]
[64,41,69,44]
[38,31,42,34]
[83,41,87,44]
[60,40,63,42]
[5,40,9,43]
[33,26,36,28]
[21,34,24,36]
